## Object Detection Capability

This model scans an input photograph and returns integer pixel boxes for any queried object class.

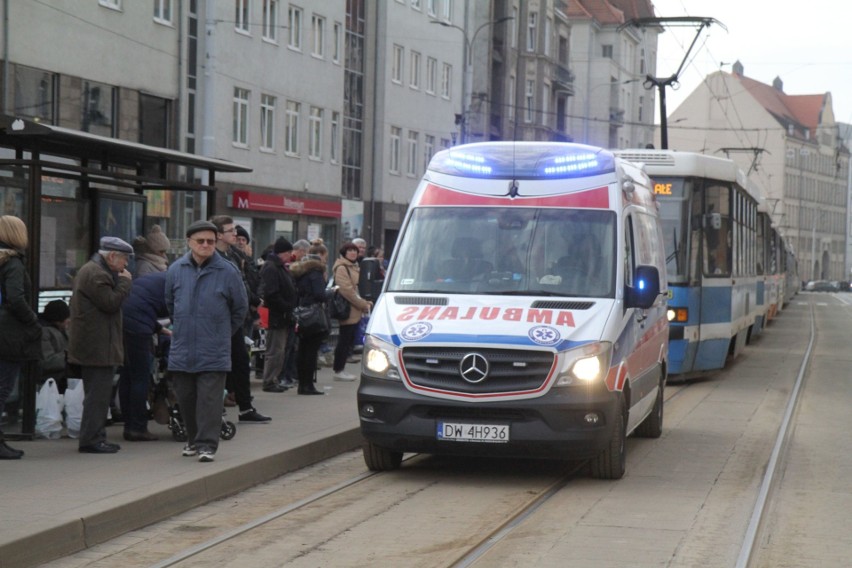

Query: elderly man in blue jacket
[166,220,248,463]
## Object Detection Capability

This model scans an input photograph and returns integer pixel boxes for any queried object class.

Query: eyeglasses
[191,238,216,245]
[221,228,236,233]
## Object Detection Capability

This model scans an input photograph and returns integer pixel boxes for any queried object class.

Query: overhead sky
[649,0,852,126]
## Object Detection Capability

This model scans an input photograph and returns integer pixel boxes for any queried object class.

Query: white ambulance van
[357,142,668,479]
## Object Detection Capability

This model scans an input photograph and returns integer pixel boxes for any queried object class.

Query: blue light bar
[428,142,615,179]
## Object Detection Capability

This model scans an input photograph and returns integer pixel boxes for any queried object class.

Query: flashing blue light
[638,279,646,290]
[427,142,616,180]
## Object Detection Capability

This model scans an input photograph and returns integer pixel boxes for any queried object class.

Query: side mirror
[625,265,661,310]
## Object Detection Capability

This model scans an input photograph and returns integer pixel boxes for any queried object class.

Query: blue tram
[616,150,770,378]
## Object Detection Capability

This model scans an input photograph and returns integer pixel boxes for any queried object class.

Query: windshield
[387,207,616,298]
[653,176,690,282]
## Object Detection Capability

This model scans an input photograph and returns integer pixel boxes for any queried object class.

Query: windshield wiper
[482,290,563,296]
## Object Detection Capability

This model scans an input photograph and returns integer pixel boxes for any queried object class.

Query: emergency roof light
[428,142,616,180]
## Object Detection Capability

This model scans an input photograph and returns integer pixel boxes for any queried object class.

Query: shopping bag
[35,378,64,439]
[64,378,84,438]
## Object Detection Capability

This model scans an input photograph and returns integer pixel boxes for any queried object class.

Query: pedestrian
[209,215,270,423]
[132,225,170,276]
[68,236,134,454]
[39,299,70,389]
[119,272,171,441]
[277,239,311,388]
[166,220,248,462]
[258,237,297,392]
[290,245,332,395]
[0,215,42,459]
[331,243,372,382]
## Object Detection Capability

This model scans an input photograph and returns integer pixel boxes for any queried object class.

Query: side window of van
[624,215,635,288]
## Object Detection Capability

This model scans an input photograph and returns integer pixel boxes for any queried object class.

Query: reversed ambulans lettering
[357,142,669,479]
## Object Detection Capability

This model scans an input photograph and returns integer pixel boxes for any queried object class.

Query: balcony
[553,63,575,96]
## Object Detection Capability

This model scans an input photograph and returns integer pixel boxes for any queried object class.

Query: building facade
[663,61,851,282]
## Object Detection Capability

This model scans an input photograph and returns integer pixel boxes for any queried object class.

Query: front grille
[531,300,594,310]
[394,296,448,305]
[402,347,554,394]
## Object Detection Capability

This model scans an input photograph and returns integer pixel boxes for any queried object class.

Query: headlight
[362,335,402,381]
[554,342,612,386]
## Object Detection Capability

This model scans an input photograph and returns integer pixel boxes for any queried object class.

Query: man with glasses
[68,236,134,454]
[209,215,270,423]
[165,221,248,462]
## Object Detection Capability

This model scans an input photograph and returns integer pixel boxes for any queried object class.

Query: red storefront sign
[229,190,341,218]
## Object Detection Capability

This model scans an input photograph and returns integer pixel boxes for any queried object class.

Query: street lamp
[431,15,513,144]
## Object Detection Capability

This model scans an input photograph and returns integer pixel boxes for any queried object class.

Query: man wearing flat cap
[68,236,134,454]
[165,220,248,462]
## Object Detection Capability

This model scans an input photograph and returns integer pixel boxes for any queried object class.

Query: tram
[615,150,769,378]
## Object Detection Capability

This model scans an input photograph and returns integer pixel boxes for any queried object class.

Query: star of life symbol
[529,325,560,346]
[400,321,432,341]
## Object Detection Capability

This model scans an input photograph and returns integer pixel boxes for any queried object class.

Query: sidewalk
[0,363,363,568]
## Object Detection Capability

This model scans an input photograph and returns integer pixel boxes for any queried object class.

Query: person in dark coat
[290,248,333,395]
[0,215,42,459]
[39,299,70,389]
[118,272,170,441]
[258,237,297,392]
[68,236,134,454]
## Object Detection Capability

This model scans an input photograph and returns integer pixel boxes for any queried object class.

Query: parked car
[805,280,839,292]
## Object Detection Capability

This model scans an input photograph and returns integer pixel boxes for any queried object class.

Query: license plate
[437,422,510,443]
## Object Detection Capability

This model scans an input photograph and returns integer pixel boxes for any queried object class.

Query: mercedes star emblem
[459,353,489,384]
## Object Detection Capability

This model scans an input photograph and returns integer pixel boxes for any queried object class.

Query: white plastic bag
[35,378,64,439]
[64,378,84,439]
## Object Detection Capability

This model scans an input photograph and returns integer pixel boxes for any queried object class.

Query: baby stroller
[150,338,236,442]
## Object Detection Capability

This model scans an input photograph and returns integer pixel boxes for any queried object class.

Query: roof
[728,71,828,140]
[0,114,252,174]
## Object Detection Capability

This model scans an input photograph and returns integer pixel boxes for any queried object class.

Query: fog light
[362,404,376,417]
[584,412,600,424]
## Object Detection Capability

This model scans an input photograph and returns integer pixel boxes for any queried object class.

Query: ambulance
[357,142,668,479]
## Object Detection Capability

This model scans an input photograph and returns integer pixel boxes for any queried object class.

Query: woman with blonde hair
[0,215,42,459]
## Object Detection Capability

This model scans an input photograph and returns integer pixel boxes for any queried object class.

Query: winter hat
[273,237,293,254]
[146,225,171,253]
[43,299,70,323]
[235,225,251,243]
[185,220,218,238]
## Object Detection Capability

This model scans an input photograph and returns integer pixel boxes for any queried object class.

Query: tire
[220,421,237,440]
[362,441,403,471]
[589,403,626,480]
[635,380,664,439]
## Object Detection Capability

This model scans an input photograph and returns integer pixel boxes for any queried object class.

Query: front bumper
[357,376,621,461]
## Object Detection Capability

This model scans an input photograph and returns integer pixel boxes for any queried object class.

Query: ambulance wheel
[221,421,236,440]
[589,404,626,480]
[363,442,402,471]
[635,379,664,439]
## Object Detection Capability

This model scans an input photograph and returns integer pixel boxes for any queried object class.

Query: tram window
[704,184,731,277]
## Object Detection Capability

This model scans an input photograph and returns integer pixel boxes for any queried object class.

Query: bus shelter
[0,114,251,437]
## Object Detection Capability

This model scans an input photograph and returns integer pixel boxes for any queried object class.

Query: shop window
[81,80,116,137]
[139,93,171,148]
[14,65,56,124]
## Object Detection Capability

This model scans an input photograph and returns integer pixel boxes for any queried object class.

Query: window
[139,93,170,148]
[411,0,421,10]
[392,45,404,83]
[262,0,278,42]
[154,0,173,24]
[442,0,452,21]
[260,94,276,151]
[99,0,121,9]
[511,7,518,48]
[389,126,401,173]
[81,80,115,137]
[525,79,534,123]
[544,17,551,57]
[233,87,250,146]
[507,76,515,120]
[330,111,340,163]
[427,0,436,17]
[235,0,250,33]
[541,85,549,127]
[426,57,437,94]
[285,100,300,155]
[288,5,302,49]
[527,12,537,52]
[424,134,435,172]
[602,44,613,58]
[333,22,342,63]
[441,63,451,99]
[14,65,56,124]
[407,131,419,176]
[312,14,325,57]
[410,51,421,89]
[309,106,323,159]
